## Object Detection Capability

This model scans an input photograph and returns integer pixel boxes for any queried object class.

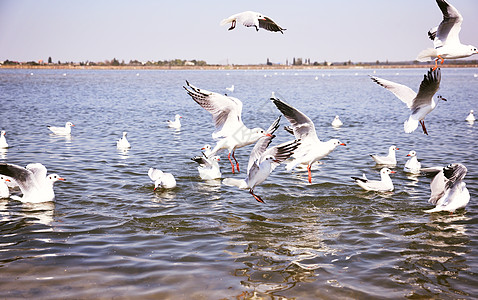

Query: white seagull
[0,175,10,198]
[331,115,343,127]
[220,11,286,33]
[270,95,346,183]
[148,168,176,190]
[0,130,8,148]
[352,168,396,192]
[0,163,65,203]
[184,80,270,173]
[167,114,182,129]
[417,0,478,70]
[465,109,475,122]
[48,121,75,135]
[370,145,399,166]
[223,116,300,203]
[226,85,235,93]
[191,154,222,180]
[404,150,422,174]
[116,132,131,149]
[370,68,445,135]
[424,163,470,213]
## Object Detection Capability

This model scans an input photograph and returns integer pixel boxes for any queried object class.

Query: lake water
[0,67,477,299]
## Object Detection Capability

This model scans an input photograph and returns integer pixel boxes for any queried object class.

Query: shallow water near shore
[0,68,477,299]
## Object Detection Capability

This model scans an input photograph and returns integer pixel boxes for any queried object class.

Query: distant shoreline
[1,63,477,70]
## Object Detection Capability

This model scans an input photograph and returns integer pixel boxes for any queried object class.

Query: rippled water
[0,68,477,299]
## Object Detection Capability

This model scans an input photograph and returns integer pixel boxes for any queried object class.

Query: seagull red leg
[228,152,235,174]
[307,164,312,183]
[250,189,265,203]
[420,120,429,135]
[232,150,240,172]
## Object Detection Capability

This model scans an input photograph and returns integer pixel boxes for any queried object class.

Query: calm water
[0,68,477,299]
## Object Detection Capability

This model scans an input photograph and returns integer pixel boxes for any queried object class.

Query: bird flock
[0,0,475,213]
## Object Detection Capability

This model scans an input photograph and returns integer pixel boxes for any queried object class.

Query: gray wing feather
[258,16,285,33]
[411,68,441,110]
[435,0,463,47]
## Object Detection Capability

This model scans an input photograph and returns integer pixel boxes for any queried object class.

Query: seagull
[331,115,343,127]
[191,154,222,180]
[0,176,10,198]
[370,145,399,166]
[404,150,422,174]
[47,121,75,135]
[148,168,176,190]
[220,11,286,33]
[167,114,182,129]
[270,95,346,183]
[416,0,478,70]
[370,68,446,135]
[116,132,131,149]
[226,85,235,93]
[223,116,300,203]
[0,131,8,148]
[465,109,475,122]
[201,144,213,157]
[424,163,470,213]
[352,168,395,192]
[184,80,270,173]
[0,163,65,203]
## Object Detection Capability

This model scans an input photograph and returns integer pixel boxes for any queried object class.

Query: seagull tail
[220,17,235,26]
[404,117,419,134]
[222,178,247,189]
[416,48,437,62]
[424,206,443,213]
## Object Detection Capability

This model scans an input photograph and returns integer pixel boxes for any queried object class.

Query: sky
[0,0,477,65]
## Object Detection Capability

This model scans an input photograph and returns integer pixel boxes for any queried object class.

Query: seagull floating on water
[223,116,300,203]
[148,168,176,190]
[370,68,445,135]
[0,163,65,203]
[417,0,478,70]
[116,132,131,149]
[184,80,269,174]
[370,145,399,166]
[191,154,222,180]
[0,131,8,148]
[48,121,75,135]
[220,11,286,33]
[0,176,10,198]
[167,114,182,129]
[331,115,343,127]
[404,150,422,174]
[424,163,470,213]
[465,109,475,122]
[226,85,235,93]
[352,168,395,192]
[270,95,345,183]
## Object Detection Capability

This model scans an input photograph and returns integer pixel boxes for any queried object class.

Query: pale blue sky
[1,0,477,65]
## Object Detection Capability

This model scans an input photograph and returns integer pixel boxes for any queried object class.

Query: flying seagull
[220,11,286,33]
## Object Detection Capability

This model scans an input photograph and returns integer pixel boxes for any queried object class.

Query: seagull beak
[407,154,411,156]
[265,133,272,137]
[5,179,10,182]
[441,97,447,101]
[153,187,157,191]
[340,143,346,146]
[201,147,205,150]
[390,171,396,174]
[58,177,66,181]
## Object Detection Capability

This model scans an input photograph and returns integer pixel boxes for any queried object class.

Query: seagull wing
[148,168,163,181]
[246,117,280,175]
[410,68,441,111]
[270,95,319,143]
[434,0,463,48]
[0,163,36,195]
[191,155,212,168]
[429,168,446,205]
[370,76,416,108]
[184,81,244,138]
[258,16,285,33]
[443,163,467,190]
[262,139,300,171]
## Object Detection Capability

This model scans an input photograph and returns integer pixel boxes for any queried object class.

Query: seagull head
[66,122,75,127]
[407,150,417,157]
[436,95,447,102]
[381,168,396,175]
[47,174,66,183]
